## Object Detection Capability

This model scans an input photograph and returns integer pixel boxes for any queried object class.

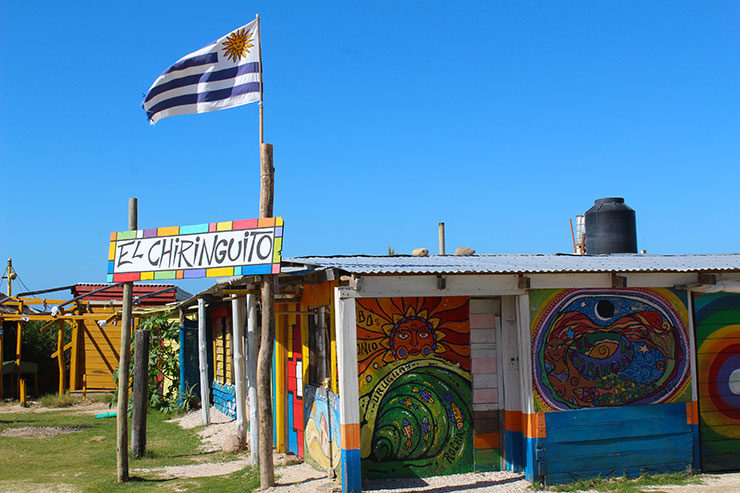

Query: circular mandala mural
[532,289,690,410]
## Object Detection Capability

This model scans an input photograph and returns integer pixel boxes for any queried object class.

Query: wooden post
[116,197,137,483]
[246,293,259,465]
[0,322,3,398]
[57,321,65,396]
[198,298,210,425]
[231,295,247,447]
[19,378,26,407]
[69,320,81,391]
[257,142,275,488]
[131,329,150,457]
[1,259,9,398]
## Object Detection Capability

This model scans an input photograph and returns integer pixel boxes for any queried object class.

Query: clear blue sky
[2,2,740,295]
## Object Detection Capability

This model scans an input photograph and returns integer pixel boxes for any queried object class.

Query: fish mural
[531,288,691,411]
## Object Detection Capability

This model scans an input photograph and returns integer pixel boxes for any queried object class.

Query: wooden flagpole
[255,12,276,489]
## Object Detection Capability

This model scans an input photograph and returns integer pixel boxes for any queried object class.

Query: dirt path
[6,401,740,492]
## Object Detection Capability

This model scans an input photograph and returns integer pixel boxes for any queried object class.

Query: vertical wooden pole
[231,295,247,447]
[57,321,65,396]
[0,322,3,398]
[19,378,26,407]
[198,298,211,425]
[246,293,259,465]
[0,259,7,398]
[11,260,20,388]
[116,197,137,483]
[257,142,275,488]
[70,320,81,391]
[131,329,150,457]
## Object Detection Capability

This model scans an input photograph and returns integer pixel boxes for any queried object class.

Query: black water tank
[584,197,637,254]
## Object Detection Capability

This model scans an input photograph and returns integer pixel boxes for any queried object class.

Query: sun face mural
[357,297,472,479]
[531,288,690,411]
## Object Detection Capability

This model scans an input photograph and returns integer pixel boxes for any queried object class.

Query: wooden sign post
[116,197,137,483]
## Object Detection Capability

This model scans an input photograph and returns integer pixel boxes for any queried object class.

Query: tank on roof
[584,197,637,255]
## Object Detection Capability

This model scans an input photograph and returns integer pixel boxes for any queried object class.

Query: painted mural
[694,292,740,472]
[531,288,690,411]
[303,385,341,473]
[356,297,472,478]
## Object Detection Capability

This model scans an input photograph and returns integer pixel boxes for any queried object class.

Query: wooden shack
[69,283,190,390]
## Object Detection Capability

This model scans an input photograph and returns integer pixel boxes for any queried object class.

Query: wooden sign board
[107,217,283,282]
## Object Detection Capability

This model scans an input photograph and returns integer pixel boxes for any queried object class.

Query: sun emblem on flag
[222,28,254,63]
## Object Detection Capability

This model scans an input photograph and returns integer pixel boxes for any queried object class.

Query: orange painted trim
[474,431,501,449]
[524,412,547,439]
[504,410,522,433]
[341,423,361,450]
[686,400,699,425]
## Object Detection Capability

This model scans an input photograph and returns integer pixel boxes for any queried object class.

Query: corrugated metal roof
[284,253,740,275]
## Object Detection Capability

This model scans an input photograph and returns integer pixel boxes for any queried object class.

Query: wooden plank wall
[81,318,121,390]
[470,298,502,471]
[538,403,693,484]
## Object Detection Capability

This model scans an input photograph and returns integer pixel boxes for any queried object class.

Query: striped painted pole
[334,287,361,493]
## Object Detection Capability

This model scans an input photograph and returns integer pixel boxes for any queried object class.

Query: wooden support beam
[70,321,80,390]
[57,321,65,396]
[51,341,73,359]
[246,294,259,465]
[611,272,627,288]
[231,295,247,448]
[198,298,211,426]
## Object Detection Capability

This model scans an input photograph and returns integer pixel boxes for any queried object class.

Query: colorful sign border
[107,217,283,282]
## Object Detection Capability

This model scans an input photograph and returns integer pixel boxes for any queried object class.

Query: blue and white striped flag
[143,18,261,125]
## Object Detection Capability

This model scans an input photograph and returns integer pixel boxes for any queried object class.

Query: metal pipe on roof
[133,286,176,305]
[439,222,445,255]
[16,284,78,297]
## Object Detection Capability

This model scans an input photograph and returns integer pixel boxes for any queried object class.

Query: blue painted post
[179,322,186,407]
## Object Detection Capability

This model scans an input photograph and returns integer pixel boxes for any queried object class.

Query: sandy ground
[5,401,740,491]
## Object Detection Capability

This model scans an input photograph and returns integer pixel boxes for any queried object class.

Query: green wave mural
[357,297,472,479]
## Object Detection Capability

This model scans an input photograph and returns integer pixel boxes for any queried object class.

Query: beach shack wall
[69,283,188,391]
[185,275,342,474]
[283,254,740,492]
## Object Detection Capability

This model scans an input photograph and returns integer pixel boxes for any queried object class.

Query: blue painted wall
[533,403,693,484]
[212,380,236,418]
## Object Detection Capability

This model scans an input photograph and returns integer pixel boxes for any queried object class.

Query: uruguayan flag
[143,18,261,124]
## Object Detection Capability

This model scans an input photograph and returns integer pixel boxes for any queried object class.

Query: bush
[113,313,188,414]
[39,392,77,408]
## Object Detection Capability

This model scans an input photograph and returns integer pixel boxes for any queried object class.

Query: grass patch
[85,393,114,404]
[0,407,258,492]
[39,392,78,408]
[535,472,703,492]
